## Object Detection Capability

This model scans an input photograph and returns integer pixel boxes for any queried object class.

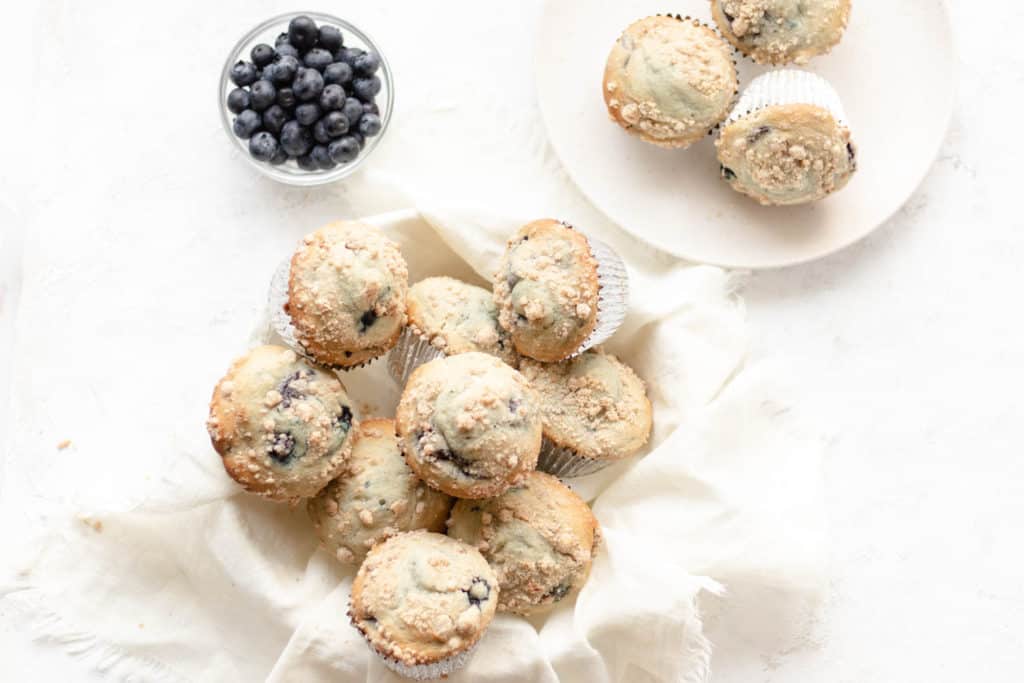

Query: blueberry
[275,32,291,47]
[353,51,380,77]
[322,111,349,137]
[268,430,296,464]
[232,109,262,138]
[362,101,380,116]
[352,76,381,102]
[358,113,382,137]
[259,63,278,83]
[229,60,258,86]
[335,47,364,67]
[275,43,299,59]
[348,130,365,149]
[295,102,321,126]
[323,61,353,86]
[311,144,335,169]
[226,87,250,114]
[288,15,319,51]
[251,43,275,67]
[248,131,279,162]
[271,55,299,85]
[318,25,343,52]
[249,80,276,112]
[721,166,736,181]
[270,147,289,165]
[358,309,377,331]
[342,97,364,125]
[319,84,346,110]
[312,119,331,144]
[328,136,360,164]
[276,87,296,109]
[304,48,333,72]
[281,120,313,156]
[262,105,287,135]
[292,67,324,101]
[296,153,318,171]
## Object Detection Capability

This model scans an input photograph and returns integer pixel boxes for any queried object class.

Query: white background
[2,0,1023,681]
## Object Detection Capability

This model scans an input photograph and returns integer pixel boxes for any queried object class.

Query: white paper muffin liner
[370,640,480,680]
[536,438,620,478]
[725,69,848,128]
[387,327,446,387]
[267,257,302,355]
[572,233,629,358]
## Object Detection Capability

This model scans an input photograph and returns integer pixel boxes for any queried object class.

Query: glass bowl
[218,11,393,186]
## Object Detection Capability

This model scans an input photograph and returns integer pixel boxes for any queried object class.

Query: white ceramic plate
[535,0,955,268]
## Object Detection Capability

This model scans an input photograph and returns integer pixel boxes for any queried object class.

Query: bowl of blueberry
[220,12,392,185]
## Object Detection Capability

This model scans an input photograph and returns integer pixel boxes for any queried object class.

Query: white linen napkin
[0,206,825,682]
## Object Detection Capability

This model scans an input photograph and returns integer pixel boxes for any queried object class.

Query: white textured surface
[2,1,1023,683]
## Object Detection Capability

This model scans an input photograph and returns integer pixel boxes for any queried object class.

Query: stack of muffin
[602,1,857,207]
[206,218,652,678]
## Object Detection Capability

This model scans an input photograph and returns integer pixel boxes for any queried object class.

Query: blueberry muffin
[717,70,856,206]
[206,345,357,502]
[447,472,600,616]
[603,15,739,148]
[284,221,408,368]
[493,220,627,363]
[349,531,499,679]
[396,352,542,499]
[308,419,452,566]
[387,276,518,386]
[711,0,852,65]
[520,349,653,478]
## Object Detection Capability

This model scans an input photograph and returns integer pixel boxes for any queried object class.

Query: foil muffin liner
[386,327,446,387]
[370,640,480,680]
[725,69,848,128]
[536,438,618,479]
[572,233,629,357]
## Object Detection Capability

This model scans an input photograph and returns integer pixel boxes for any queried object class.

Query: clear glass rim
[218,10,394,187]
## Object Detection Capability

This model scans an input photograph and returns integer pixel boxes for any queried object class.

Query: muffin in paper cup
[519,349,652,478]
[493,219,629,363]
[603,14,738,148]
[716,69,857,206]
[386,276,518,387]
[266,221,409,370]
[349,531,498,680]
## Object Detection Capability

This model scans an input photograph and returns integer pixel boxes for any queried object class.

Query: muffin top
[493,220,600,362]
[406,276,518,367]
[519,349,652,462]
[711,0,851,65]
[603,15,738,148]
[207,345,357,502]
[286,221,408,368]
[396,352,542,499]
[307,419,453,566]
[447,472,600,616]
[717,103,856,206]
[349,531,499,666]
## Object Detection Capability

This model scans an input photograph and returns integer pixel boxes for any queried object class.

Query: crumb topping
[493,220,600,362]
[447,472,600,616]
[713,0,851,65]
[349,531,498,665]
[286,221,409,368]
[307,419,452,565]
[207,345,357,502]
[396,352,542,499]
[519,349,652,461]
[406,276,518,367]
[603,16,737,148]
[716,103,856,206]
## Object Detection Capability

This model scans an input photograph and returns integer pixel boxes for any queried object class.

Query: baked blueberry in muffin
[206,345,358,502]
